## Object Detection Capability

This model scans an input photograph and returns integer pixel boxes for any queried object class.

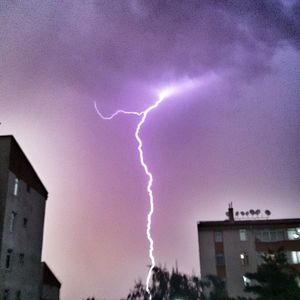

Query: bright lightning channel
[94,88,174,300]
[94,76,209,298]
[94,88,175,299]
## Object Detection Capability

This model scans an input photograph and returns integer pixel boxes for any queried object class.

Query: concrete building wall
[41,284,60,300]
[1,171,46,300]
[0,136,48,300]
[222,229,257,298]
[198,230,216,278]
[0,138,11,300]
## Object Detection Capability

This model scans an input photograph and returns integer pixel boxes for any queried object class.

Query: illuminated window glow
[240,252,249,265]
[240,229,247,241]
[13,178,19,196]
[288,228,300,240]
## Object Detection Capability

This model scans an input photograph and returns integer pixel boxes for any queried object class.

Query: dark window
[19,253,24,264]
[6,249,12,270]
[23,218,28,228]
[270,230,277,241]
[214,231,223,242]
[16,290,21,300]
[4,289,9,300]
[27,184,31,193]
[9,211,17,232]
[216,253,225,266]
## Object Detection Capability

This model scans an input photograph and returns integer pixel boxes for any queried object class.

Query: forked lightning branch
[94,77,208,299]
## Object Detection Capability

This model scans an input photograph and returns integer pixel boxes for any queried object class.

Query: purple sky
[1,1,300,299]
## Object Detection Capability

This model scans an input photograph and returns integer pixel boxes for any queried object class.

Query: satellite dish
[226,212,229,217]
[246,211,249,216]
[265,210,271,216]
[235,211,239,216]
[241,211,245,216]
[256,209,261,215]
[250,209,255,215]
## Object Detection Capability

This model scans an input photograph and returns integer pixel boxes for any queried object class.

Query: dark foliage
[127,266,204,300]
[244,248,300,300]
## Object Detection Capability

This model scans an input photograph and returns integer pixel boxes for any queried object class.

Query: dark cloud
[1,0,299,99]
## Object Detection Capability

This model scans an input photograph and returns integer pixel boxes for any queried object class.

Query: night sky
[1,1,300,299]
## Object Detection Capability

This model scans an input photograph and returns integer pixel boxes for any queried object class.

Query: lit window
[19,253,24,264]
[214,231,223,242]
[240,252,249,265]
[243,275,251,287]
[216,253,225,265]
[291,251,300,264]
[9,211,17,232]
[288,228,300,240]
[5,249,12,270]
[13,178,19,196]
[240,229,247,241]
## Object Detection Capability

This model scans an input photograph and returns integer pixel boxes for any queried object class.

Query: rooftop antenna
[175,259,178,274]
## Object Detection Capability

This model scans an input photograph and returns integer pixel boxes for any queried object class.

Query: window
[5,249,12,270]
[26,183,30,193]
[262,230,270,241]
[23,218,28,228]
[16,290,21,300]
[19,253,24,265]
[288,228,300,240]
[4,289,9,300]
[277,230,285,241]
[9,211,17,233]
[216,253,225,266]
[243,275,251,287]
[270,230,277,241]
[256,229,286,242]
[240,229,247,241]
[214,231,223,242]
[13,178,19,196]
[240,252,249,265]
[291,251,300,264]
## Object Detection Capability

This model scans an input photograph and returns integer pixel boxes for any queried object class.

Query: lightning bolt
[94,89,173,299]
[94,75,213,299]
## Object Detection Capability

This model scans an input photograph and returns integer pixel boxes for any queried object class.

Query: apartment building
[197,203,300,298]
[0,135,60,300]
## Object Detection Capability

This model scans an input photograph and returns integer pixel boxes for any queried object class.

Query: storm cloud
[1,0,299,99]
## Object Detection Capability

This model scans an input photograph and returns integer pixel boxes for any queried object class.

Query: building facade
[0,135,60,300]
[198,204,300,298]
[41,262,61,300]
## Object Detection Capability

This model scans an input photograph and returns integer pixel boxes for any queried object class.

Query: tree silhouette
[127,265,205,299]
[244,248,300,300]
[202,275,230,300]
